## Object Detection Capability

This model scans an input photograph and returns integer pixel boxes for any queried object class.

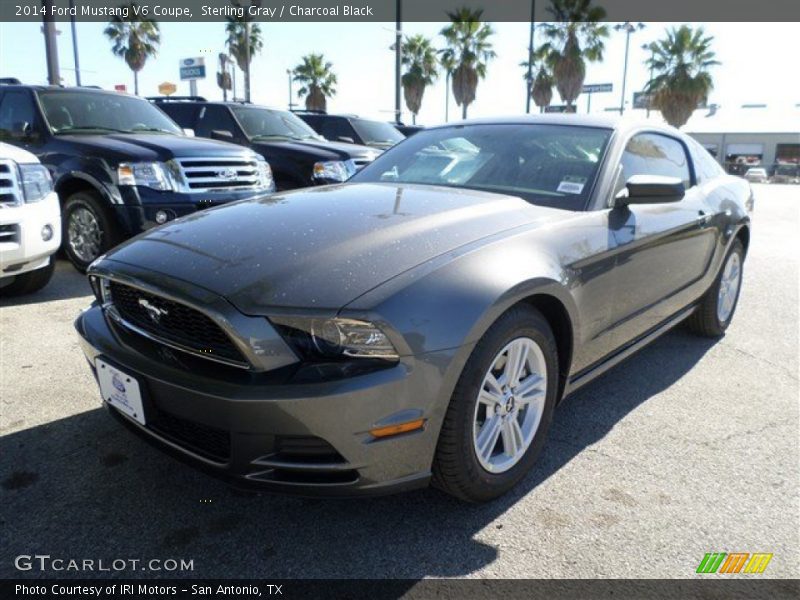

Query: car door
[607,132,717,346]
[0,89,41,151]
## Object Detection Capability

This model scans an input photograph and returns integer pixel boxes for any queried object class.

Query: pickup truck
[0,142,61,295]
[0,85,274,271]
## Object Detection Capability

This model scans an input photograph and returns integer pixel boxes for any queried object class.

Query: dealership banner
[3,579,799,599]
[2,0,800,22]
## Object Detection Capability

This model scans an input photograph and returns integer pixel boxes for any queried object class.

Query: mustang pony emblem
[138,298,168,324]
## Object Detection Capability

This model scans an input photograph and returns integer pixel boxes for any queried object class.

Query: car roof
[429,113,683,137]
[2,84,135,97]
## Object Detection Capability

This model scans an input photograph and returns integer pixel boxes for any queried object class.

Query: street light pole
[287,69,294,110]
[445,70,450,123]
[41,0,60,86]
[525,0,536,114]
[395,0,402,124]
[68,0,80,86]
[642,42,654,118]
[614,22,645,115]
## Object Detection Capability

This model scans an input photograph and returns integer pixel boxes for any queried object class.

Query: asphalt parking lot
[1,184,798,580]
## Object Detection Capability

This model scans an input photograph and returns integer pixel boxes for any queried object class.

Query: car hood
[53,133,257,163]
[104,183,568,312]
[250,139,378,163]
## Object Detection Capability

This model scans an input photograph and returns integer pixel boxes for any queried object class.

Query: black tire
[62,190,122,273]
[1,258,55,296]
[686,239,745,337]
[432,305,559,503]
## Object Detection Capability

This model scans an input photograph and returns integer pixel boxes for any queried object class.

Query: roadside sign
[114,84,127,92]
[158,81,177,96]
[179,57,206,81]
[582,83,613,94]
[544,105,576,114]
[633,91,652,109]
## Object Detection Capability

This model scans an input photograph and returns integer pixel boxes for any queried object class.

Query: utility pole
[525,0,536,114]
[68,0,80,86]
[395,0,402,124]
[614,22,645,115]
[42,0,60,85]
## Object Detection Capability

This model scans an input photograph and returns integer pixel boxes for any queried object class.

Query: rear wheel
[62,191,122,272]
[687,239,745,337]
[432,305,558,502]
[1,258,55,296]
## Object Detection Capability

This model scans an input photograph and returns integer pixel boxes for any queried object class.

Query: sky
[1,20,799,126]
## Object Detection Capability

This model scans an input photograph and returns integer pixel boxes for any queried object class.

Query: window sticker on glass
[557,176,587,194]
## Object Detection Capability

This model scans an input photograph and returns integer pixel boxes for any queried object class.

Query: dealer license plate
[96,359,145,425]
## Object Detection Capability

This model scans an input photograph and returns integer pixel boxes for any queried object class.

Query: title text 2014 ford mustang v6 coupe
[75,116,753,502]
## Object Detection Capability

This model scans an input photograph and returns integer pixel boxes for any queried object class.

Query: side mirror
[210,129,234,142]
[337,136,355,144]
[615,175,685,207]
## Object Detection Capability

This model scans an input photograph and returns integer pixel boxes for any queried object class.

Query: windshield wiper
[251,134,295,141]
[54,126,128,134]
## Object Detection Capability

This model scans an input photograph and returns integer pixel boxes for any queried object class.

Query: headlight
[117,162,176,191]
[256,159,275,191]
[271,316,399,361]
[312,160,356,182]
[18,164,53,203]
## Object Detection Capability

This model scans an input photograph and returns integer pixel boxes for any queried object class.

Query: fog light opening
[370,418,426,439]
[41,224,54,241]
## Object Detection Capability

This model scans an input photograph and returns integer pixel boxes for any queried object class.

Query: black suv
[0,85,274,270]
[294,111,405,150]
[152,98,380,191]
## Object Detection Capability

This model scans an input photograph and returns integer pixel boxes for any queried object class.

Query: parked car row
[744,164,800,185]
[0,84,408,287]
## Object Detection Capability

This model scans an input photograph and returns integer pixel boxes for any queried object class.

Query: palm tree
[103,3,160,95]
[293,54,337,112]
[521,46,555,112]
[538,0,608,109]
[439,7,496,119]
[399,34,439,124]
[225,1,264,102]
[645,25,719,128]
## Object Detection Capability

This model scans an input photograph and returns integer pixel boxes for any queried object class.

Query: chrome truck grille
[174,157,263,192]
[0,160,22,208]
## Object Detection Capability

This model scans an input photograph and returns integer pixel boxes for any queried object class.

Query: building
[682,104,800,177]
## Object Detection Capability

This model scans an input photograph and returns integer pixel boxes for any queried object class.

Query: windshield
[352,123,612,210]
[350,118,405,145]
[38,90,182,135]
[232,106,322,141]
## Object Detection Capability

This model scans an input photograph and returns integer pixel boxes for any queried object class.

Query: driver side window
[0,91,36,140]
[618,133,691,194]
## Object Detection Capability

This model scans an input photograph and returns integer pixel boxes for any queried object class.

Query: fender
[51,157,122,205]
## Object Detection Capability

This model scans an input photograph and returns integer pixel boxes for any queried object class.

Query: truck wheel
[2,258,55,296]
[62,191,121,273]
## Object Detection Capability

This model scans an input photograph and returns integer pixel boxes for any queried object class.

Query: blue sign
[179,57,206,81]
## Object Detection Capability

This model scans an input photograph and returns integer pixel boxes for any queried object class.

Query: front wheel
[687,239,745,337]
[62,191,122,272]
[432,305,559,503]
[1,258,55,296]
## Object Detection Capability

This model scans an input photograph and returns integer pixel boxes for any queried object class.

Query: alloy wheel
[472,337,547,474]
[68,206,102,263]
[717,251,742,323]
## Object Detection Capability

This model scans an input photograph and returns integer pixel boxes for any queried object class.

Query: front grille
[0,224,20,243]
[175,157,262,192]
[108,281,247,366]
[147,406,231,463]
[0,161,22,207]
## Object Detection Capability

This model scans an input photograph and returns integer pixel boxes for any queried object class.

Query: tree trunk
[134,70,138,95]
[462,102,467,119]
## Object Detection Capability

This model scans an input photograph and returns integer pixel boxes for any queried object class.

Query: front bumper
[0,192,61,276]
[113,186,274,236]
[74,304,459,497]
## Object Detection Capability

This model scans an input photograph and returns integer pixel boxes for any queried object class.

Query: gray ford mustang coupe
[76,115,752,502]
